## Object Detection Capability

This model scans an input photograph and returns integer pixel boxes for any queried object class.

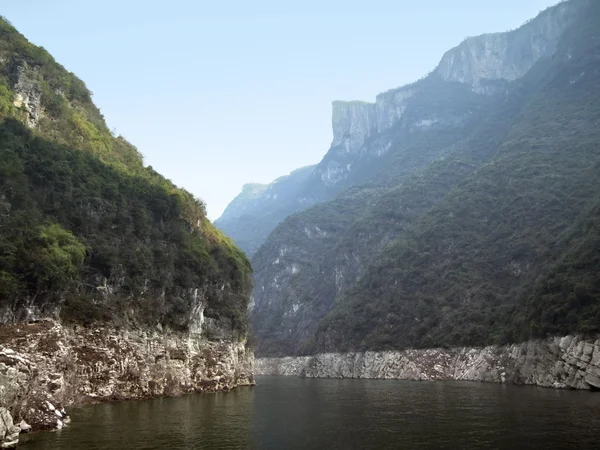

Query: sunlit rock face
[330,101,377,154]
[0,320,254,433]
[375,87,415,132]
[11,63,42,128]
[434,0,584,91]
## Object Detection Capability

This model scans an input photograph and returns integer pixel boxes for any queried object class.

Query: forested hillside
[240,0,600,356]
[314,47,600,351]
[0,17,251,334]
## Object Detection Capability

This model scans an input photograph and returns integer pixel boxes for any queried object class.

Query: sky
[3,0,558,219]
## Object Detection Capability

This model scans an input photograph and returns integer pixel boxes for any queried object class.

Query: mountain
[215,165,315,255]
[218,1,582,257]
[0,17,251,332]
[0,16,253,434]
[224,0,600,356]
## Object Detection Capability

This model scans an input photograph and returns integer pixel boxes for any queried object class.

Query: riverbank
[0,319,254,446]
[256,335,600,390]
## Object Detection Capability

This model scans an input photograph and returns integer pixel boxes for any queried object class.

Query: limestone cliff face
[0,252,254,438]
[0,57,42,129]
[256,335,600,390]
[315,86,420,188]
[374,87,415,132]
[315,94,413,187]
[313,0,589,187]
[329,86,416,151]
[435,0,586,91]
[0,320,254,433]
[330,101,377,153]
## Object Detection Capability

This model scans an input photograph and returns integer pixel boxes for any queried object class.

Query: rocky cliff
[0,320,253,432]
[435,0,583,91]
[330,100,377,154]
[256,335,600,390]
[222,0,591,250]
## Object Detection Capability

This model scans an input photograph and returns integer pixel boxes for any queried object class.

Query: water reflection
[21,377,600,449]
[22,388,255,450]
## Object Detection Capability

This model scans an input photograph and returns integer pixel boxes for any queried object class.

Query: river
[21,376,600,449]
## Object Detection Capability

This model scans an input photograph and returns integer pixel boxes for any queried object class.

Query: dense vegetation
[0,18,251,333]
[247,0,600,356]
[311,2,600,352]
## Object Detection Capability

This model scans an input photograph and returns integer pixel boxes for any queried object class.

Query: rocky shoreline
[0,319,254,448]
[256,335,600,390]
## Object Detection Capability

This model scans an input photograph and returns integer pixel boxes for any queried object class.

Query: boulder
[18,420,31,433]
[0,407,20,449]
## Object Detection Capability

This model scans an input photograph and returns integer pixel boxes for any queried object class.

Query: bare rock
[12,63,42,128]
[18,420,31,433]
[0,408,20,449]
[256,334,600,391]
[0,319,254,432]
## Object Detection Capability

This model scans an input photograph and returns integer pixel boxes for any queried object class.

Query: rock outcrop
[256,335,600,390]
[0,320,254,433]
[330,101,377,154]
[11,63,42,128]
[434,0,586,91]
[0,408,19,449]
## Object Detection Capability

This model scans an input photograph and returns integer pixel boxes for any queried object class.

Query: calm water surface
[21,376,600,449]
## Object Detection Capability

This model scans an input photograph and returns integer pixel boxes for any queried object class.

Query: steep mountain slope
[0,16,253,432]
[0,17,251,333]
[219,0,582,257]
[251,83,530,355]
[312,0,600,353]
[246,0,598,356]
[215,165,315,255]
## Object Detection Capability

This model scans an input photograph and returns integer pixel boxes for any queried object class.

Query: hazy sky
[3,0,557,219]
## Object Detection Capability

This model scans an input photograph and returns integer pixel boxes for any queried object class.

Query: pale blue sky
[3,0,557,219]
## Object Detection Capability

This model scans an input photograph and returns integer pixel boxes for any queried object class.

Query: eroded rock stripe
[0,320,254,432]
[255,335,600,390]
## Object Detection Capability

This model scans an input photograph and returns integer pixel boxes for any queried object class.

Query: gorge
[1,0,600,448]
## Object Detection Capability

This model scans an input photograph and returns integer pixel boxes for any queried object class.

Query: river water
[21,376,600,449]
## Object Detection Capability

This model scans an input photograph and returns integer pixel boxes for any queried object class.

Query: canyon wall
[0,320,254,433]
